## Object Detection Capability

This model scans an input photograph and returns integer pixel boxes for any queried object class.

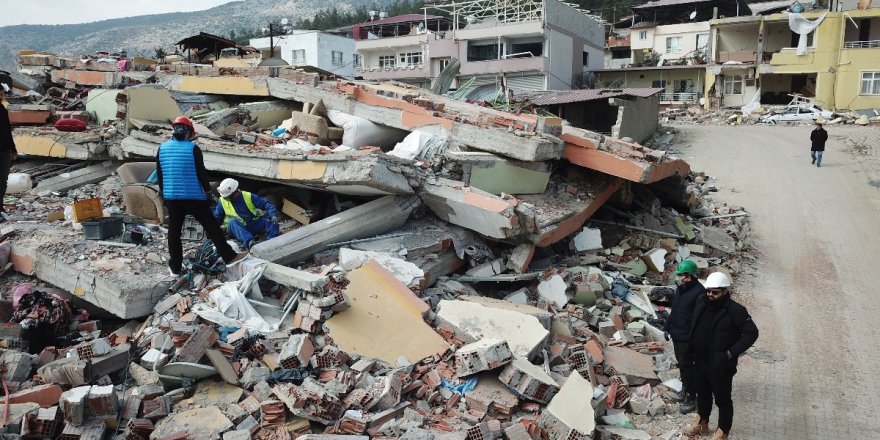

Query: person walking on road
[213,178,280,250]
[810,121,828,167]
[156,116,246,276]
[0,72,19,223]
[664,260,706,414]
[681,272,759,440]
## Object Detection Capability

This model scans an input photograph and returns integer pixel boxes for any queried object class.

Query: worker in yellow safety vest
[213,178,280,250]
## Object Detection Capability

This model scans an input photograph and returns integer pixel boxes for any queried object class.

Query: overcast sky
[1,0,239,27]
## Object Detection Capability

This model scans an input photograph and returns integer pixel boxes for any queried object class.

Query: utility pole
[269,22,276,58]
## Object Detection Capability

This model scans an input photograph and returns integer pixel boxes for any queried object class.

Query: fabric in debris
[789,13,828,55]
[610,278,630,299]
[265,367,312,385]
[191,266,272,332]
[12,288,72,334]
[441,377,478,395]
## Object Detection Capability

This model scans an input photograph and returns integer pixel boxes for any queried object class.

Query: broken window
[861,71,880,95]
[467,43,499,62]
[666,36,683,54]
[723,75,743,95]
[696,34,709,50]
[399,52,422,67]
[379,55,396,68]
[509,41,543,58]
[291,50,306,65]
[332,51,344,66]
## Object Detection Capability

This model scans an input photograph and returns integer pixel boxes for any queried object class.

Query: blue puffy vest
[158,139,206,201]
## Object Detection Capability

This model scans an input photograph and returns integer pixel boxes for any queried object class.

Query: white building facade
[250,30,357,78]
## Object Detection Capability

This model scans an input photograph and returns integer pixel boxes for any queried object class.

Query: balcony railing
[844,40,880,49]
[357,64,424,72]
[660,92,701,103]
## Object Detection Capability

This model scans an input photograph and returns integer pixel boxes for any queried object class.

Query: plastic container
[72,198,103,222]
[81,217,124,240]
[5,173,32,195]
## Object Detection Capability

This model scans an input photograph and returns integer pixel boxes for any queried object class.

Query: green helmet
[675,260,698,275]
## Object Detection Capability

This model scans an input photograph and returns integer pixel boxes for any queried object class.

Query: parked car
[761,104,834,124]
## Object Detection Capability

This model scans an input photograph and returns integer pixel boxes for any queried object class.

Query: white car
[761,105,834,124]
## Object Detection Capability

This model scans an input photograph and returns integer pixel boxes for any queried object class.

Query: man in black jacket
[810,121,828,167]
[682,272,759,440]
[0,72,19,223]
[664,259,705,413]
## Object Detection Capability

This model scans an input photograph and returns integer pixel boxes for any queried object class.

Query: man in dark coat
[810,121,828,167]
[681,272,759,440]
[664,259,705,413]
[0,72,19,223]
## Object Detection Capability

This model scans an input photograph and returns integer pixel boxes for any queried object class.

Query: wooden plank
[206,349,239,385]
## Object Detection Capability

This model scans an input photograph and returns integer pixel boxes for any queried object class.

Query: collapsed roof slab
[13,130,111,160]
[50,69,120,87]
[562,129,690,184]
[120,132,414,196]
[263,77,563,162]
[157,74,270,96]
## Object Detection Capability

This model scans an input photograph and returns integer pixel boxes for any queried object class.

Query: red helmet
[171,116,194,131]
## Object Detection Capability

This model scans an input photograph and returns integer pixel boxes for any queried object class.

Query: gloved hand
[271,216,280,224]
[664,332,671,341]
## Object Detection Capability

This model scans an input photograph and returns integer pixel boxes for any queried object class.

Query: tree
[154,47,167,60]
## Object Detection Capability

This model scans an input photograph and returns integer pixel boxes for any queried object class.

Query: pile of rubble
[662,103,880,127]
[2,51,753,440]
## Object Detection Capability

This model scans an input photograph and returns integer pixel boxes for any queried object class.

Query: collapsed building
[0,50,753,439]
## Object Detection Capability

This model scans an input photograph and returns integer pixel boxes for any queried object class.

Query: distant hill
[0,0,392,75]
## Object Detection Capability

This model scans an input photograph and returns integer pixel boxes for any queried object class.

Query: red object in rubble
[54,118,87,132]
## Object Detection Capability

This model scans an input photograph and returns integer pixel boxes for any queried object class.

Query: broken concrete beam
[325,260,448,365]
[9,243,167,318]
[458,295,553,329]
[251,196,419,266]
[7,384,63,408]
[455,338,513,377]
[562,129,690,184]
[446,151,551,195]
[507,243,535,274]
[539,371,595,439]
[436,300,548,360]
[498,357,560,404]
[121,132,414,196]
[89,344,131,380]
[420,178,521,240]
[260,262,329,292]
[263,77,563,162]
[173,325,217,364]
[13,132,110,160]
[33,161,117,193]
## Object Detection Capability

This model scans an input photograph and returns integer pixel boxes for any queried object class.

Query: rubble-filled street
[673,124,880,440]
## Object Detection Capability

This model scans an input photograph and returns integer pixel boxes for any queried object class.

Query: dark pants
[165,200,237,274]
[673,340,695,398]
[694,358,735,433]
[0,152,11,212]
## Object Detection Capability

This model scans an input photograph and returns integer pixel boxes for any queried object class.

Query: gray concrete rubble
[1,53,758,440]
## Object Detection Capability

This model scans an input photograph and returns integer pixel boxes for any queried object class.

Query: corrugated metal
[506,75,546,92]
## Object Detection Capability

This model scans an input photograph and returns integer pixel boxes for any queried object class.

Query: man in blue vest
[156,116,246,276]
[213,178,280,250]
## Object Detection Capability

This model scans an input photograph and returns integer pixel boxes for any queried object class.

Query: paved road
[676,124,880,440]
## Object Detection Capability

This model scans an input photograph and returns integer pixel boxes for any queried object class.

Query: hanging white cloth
[788,12,828,56]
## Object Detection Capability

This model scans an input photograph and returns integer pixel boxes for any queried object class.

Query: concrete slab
[86,89,123,124]
[13,130,110,160]
[539,371,595,439]
[603,346,658,381]
[447,151,551,195]
[436,300,549,360]
[420,178,521,240]
[562,128,690,184]
[339,248,424,288]
[33,161,117,193]
[120,131,413,196]
[151,406,233,440]
[325,260,448,365]
[458,295,553,329]
[499,357,559,404]
[251,196,419,266]
[125,85,182,133]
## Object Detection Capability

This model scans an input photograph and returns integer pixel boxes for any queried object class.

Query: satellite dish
[689,10,697,20]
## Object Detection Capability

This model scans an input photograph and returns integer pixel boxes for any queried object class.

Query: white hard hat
[704,272,731,289]
[218,178,239,198]
[1,83,8,93]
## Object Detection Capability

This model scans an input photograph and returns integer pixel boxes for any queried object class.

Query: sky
[0,0,239,27]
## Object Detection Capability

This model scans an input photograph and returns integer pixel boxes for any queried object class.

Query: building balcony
[356,64,428,80]
[355,34,425,51]
[660,92,701,104]
[459,56,545,76]
[844,40,880,49]
[764,48,815,66]
[608,36,631,48]
[716,51,756,64]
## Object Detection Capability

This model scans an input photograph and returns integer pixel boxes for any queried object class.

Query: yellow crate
[72,198,103,222]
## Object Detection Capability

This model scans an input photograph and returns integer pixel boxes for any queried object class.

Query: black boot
[680,395,696,414]
[670,390,686,403]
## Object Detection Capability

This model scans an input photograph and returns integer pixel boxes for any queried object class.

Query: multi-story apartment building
[596,0,750,105]
[707,0,880,110]
[250,30,357,78]
[353,0,605,94]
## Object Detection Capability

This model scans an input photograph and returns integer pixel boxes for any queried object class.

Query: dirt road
[675,124,880,439]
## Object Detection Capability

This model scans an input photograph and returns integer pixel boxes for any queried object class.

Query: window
[789,31,814,48]
[467,43,499,61]
[291,49,306,65]
[652,80,667,89]
[666,36,683,54]
[510,41,543,57]
[379,55,396,68]
[673,79,694,93]
[331,51,343,66]
[582,51,589,66]
[438,58,451,71]
[697,34,709,50]
[611,49,629,59]
[353,54,362,68]
[861,71,880,95]
[399,52,422,67]
[639,31,648,40]
[723,75,743,95]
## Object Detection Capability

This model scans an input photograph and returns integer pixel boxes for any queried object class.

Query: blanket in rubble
[12,288,73,335]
